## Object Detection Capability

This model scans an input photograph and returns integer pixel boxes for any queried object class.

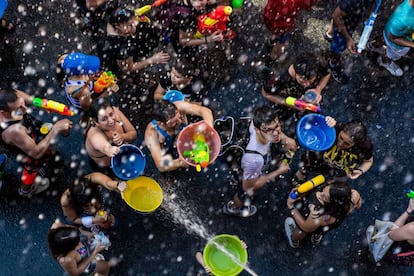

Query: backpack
[214,116,294,174]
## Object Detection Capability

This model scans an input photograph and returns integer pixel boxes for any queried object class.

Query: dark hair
[293,53,318,80]
[69,176,102,216]
[0,88,18,112]
[89,98,112,122]
[48,226,80,259]
[173,59,196,78]
[252,105,278,129]
[317,181,351,224]
[55,63,66,87]
[109,7,134,26]
[152,100,177,123]
[343,120,367,144]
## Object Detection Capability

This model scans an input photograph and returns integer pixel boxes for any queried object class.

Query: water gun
[32,97,74,116]
[135,0,168,23]
[183,133,210,172]
[406,189,414,198]
[285,96,321,113]
[290,174,325,199]
[93,71,116,94]
[194,6,236,40]
[357,0,382,53]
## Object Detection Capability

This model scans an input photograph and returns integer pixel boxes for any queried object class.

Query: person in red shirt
[263,0,318,63]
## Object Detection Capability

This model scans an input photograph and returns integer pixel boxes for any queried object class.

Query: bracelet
[406,210,412,216]
[205,36,208,44]
[289,207,295,211]
[355,168,364,174]
[117,180,121,187]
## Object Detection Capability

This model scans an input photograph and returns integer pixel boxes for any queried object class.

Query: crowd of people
[1,0,414,274]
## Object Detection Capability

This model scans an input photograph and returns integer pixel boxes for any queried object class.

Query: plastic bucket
[122,176,163,213]
[111,144,146,180]
[176,120,221,170]
[296,114,336,151]
[203,234,248,276]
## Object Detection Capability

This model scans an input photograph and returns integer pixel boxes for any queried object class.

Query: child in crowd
[56,52,119,112]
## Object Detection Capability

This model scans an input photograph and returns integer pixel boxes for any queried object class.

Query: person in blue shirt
[368,0,414,77]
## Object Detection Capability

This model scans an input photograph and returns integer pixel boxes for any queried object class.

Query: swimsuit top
[64,78,94,109]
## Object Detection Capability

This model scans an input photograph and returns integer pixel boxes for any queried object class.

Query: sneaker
[377,56,403,77]
[284,217,300,248]
[18,178,50,197]
[329,65,349,84]
[366,41,386,55]
[311,233,323,245]
[323,31,332,42]
[223,201,257,217]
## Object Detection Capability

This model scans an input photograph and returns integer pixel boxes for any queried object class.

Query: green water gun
[406,189,414,198]
[183,134,210,172]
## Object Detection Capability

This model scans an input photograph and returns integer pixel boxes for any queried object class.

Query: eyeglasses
[260,121,280,133]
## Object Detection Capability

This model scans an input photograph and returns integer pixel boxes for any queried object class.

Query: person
[98,7,170,78]
[285,181,352,248]
[327,0,376,83]
[56,52,119,112]
[60,172,126,233]
[367,0,414,77]
[144,99,214,172]
[294,116,373,183]
[85,97,137,169]
[222,105,297,217]
[48,220,110,276]
[388,198,414,265]
[0,88,72,197]
[261,52,330,123]
[154,59,206,102]
[262,0,318,64]
[169,0,224,62]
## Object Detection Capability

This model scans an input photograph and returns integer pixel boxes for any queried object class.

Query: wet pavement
[1,0,414,275]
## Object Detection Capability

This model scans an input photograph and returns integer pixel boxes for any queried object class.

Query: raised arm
[174,101,214,126]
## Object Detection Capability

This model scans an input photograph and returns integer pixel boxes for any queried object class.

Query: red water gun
[194,6,236,40]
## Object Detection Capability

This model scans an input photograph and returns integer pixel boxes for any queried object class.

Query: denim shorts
[330,26,354,54]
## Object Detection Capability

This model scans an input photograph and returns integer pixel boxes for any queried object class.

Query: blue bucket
[111,144,146,180]
[0,0,8,18]
[296,114,336,151]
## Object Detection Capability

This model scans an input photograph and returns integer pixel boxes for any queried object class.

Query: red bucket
[177,121,221,172]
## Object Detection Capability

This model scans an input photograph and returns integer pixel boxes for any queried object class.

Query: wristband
[355,168,364,174]
[406,210,412,216]
[205,36,208,44]
[117,180,122,188]
[81,216,94,228]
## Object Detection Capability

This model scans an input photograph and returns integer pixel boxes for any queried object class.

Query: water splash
[161,185,258,276]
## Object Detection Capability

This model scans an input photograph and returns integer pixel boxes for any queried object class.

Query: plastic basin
[122,176,163,213]
[296,114,336,151]
[111,144,146,180]
[203,234,248,276]
[177,120,221,169]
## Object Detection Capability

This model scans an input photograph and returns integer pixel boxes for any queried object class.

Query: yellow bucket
[122,176,163,213]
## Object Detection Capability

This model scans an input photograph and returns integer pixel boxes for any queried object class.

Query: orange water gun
[183,133,210,172]
[32,97,74,116]
[135,0,168,23]
[194,6,236,40]
[93,71,116,94]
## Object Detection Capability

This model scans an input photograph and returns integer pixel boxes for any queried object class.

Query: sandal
[223,201,257,217]
[0,18,15,33]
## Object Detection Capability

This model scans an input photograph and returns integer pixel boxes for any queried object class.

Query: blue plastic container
[0,0,8,18]
[111,144,146,180]
[296,114,336,151]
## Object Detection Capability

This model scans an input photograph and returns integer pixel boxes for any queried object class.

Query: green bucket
[203,234,248,276]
